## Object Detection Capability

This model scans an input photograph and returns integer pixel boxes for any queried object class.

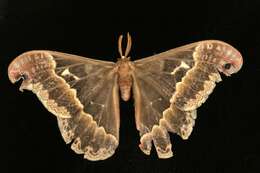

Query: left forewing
[8,51,120,161]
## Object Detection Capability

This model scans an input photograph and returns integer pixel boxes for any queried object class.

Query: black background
[2,0,260,173]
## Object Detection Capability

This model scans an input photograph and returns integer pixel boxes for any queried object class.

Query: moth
[8,33,243,161]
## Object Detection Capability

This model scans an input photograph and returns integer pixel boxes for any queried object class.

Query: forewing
[8,51,120,161]
[132,41,224,158]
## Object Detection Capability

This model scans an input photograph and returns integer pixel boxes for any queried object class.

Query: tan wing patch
[139,125,173,158]
[170,47,222,111]
[32,80,79,118]
[161,106,197,140]
[170,61,190,75]
[138,106,197,158]
[61,68,80,80]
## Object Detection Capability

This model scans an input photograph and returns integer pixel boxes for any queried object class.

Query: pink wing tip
[8,51,39,84]
[210,40,244,76]
[233,49,243,72]
[8,60,22,83]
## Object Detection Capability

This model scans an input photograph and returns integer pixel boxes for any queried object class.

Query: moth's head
[118,33,132,60]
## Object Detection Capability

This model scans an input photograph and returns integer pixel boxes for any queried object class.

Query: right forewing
[132,41,223,158]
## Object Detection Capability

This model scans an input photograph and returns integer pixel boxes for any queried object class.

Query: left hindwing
[132,41,222,158]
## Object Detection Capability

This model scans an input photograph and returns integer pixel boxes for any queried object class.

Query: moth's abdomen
[118,75,132,101]
[117,60,133,101]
